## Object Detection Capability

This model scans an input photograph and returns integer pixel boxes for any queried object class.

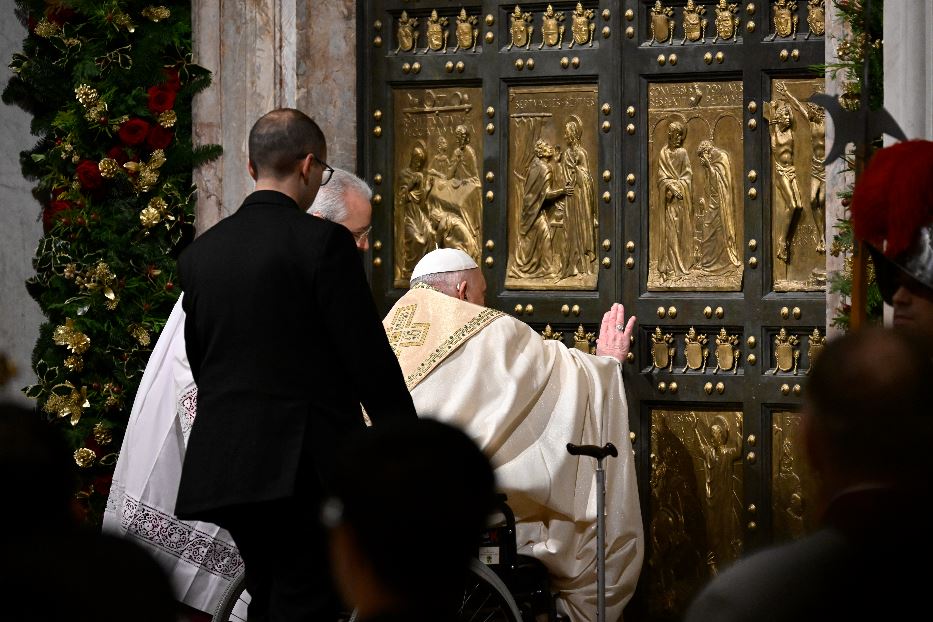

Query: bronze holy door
[359,2,827,619]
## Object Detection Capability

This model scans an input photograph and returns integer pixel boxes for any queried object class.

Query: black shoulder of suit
[239,189,302,211]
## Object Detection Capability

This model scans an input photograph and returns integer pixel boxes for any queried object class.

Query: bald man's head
[248,109,326,180]
[804,328,932,487]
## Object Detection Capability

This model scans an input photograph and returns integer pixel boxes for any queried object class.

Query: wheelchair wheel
[211,571,249,622]
[460,559,523,622]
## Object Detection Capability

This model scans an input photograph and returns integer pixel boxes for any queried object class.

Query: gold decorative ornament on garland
[5,0,221,524]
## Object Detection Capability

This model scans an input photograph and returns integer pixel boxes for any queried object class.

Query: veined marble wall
[193,0,358,233]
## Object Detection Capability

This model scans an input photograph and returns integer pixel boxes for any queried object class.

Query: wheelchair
[212,494,559,622]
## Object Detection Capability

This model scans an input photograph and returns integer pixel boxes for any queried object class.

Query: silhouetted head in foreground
[326,418,496,620]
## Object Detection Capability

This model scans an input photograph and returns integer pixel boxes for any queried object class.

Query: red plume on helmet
[850,140,933,258]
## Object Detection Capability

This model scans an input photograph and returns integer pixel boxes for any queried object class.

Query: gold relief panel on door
[648,408,745,618]
[765,77,826,292]
[771,411,820,543]
[648,81,744,292]
[505,84,599,291]
[392,88,484,288]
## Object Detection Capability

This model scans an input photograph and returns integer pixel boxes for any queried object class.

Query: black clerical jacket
[174,190,416,519]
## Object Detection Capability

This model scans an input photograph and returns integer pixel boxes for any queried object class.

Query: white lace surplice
[103,296,242,614]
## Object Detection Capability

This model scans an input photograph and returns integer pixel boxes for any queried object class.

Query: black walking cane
[566,442,618,622]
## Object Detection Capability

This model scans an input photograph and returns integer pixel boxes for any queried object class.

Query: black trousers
[219,496,341,622]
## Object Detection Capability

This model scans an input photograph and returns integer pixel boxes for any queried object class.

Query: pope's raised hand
[595,303,637,362]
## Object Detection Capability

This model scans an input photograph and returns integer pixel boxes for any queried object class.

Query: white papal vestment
[103,297,242,614]
[384,285,644,622]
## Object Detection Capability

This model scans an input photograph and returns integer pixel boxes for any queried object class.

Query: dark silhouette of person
[0,402,177,621]
[684,328,933,622]
[324,418,496,622]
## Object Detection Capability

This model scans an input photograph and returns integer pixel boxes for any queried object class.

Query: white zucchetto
[410,248,478,282]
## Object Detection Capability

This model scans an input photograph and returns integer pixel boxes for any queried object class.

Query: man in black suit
[683,328,932,622]
[175,109,417,621]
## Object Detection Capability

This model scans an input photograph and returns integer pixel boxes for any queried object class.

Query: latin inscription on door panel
[392,87,484,288]
[648,81,744,291]
[505,84,599,291]
[766,77,826,292]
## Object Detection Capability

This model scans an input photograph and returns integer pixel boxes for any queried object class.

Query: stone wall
[0,16,43,404]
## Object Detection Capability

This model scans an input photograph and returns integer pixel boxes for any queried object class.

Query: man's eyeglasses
[352,225,373,243]
[305,153,334,186]
[316,156,334,186]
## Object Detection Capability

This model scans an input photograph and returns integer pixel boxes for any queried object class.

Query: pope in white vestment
[384,249,644,622]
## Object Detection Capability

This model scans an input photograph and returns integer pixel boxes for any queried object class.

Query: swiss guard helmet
[850,140,933,304]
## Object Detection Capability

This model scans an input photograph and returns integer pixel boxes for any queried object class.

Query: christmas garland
[3,0,220,523]
[825,0,884,329]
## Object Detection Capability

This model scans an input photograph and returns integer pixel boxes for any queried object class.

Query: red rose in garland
[42,199,72,232]
[107,146,129,164]
[75,159,103,191]
[147,85,176,114]
[118,118,150,146]
[162,67,181,91]
[146,125,174,150]
[45,6,77,25]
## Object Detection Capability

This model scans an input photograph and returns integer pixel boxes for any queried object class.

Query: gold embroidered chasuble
[383,283,503,390]
[382,285,644,622]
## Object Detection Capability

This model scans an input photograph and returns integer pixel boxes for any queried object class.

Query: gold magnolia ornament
[34,19,60,38]
[124,149,166,193]
[44,382,91,425]
[53,319,91,355]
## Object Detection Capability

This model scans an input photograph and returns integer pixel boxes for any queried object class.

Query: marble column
[192,0,358,233]
[824,3,853,337]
